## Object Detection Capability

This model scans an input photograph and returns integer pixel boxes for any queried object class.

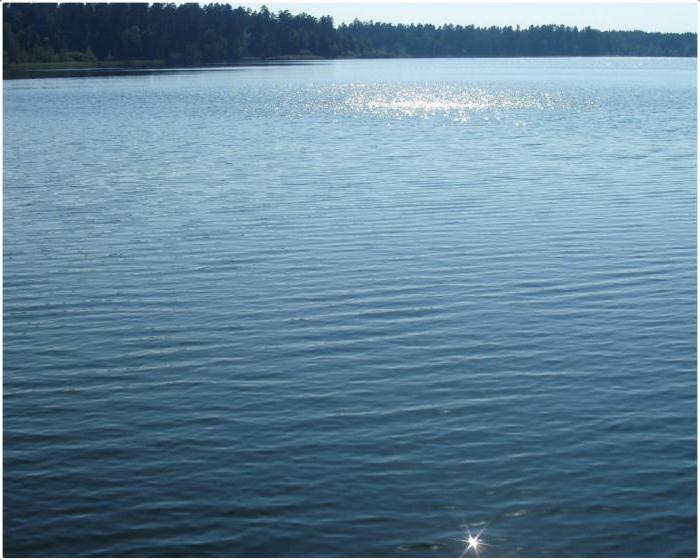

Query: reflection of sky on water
[4,57,695,558]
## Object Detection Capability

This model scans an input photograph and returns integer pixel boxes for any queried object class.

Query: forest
[4,2,697,66]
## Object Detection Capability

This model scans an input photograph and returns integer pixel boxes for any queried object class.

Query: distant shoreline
[5,53,696,80]
[5,3,695,72]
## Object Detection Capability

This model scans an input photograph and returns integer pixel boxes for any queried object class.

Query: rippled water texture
[4,58,696,557]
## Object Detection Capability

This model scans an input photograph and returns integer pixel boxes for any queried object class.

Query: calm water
[4,58,696,557]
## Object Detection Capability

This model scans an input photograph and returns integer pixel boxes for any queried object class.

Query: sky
[237,3,697,33]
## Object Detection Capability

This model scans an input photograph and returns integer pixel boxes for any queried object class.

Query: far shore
[5,53,696,79]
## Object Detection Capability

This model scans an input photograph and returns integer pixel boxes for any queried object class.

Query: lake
[4,58,696,557]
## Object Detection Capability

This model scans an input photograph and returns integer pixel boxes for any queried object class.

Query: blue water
[4,58,696,557]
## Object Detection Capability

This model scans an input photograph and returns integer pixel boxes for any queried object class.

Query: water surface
[4,58,696,557]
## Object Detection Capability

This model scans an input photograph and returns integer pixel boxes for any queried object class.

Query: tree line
[4,2,696,66]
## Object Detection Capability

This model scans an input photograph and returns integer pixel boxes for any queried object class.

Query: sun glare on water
[459,526,487,557]
[341,85,574,121]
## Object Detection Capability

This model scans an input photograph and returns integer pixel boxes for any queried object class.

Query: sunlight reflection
[459,525,487,558]
[342,85,573,121]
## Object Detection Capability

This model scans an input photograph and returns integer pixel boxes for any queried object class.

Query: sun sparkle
[459,526,486,558]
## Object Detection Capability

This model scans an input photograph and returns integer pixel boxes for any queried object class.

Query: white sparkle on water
[460,526,486,558]
[337,85,575,121]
